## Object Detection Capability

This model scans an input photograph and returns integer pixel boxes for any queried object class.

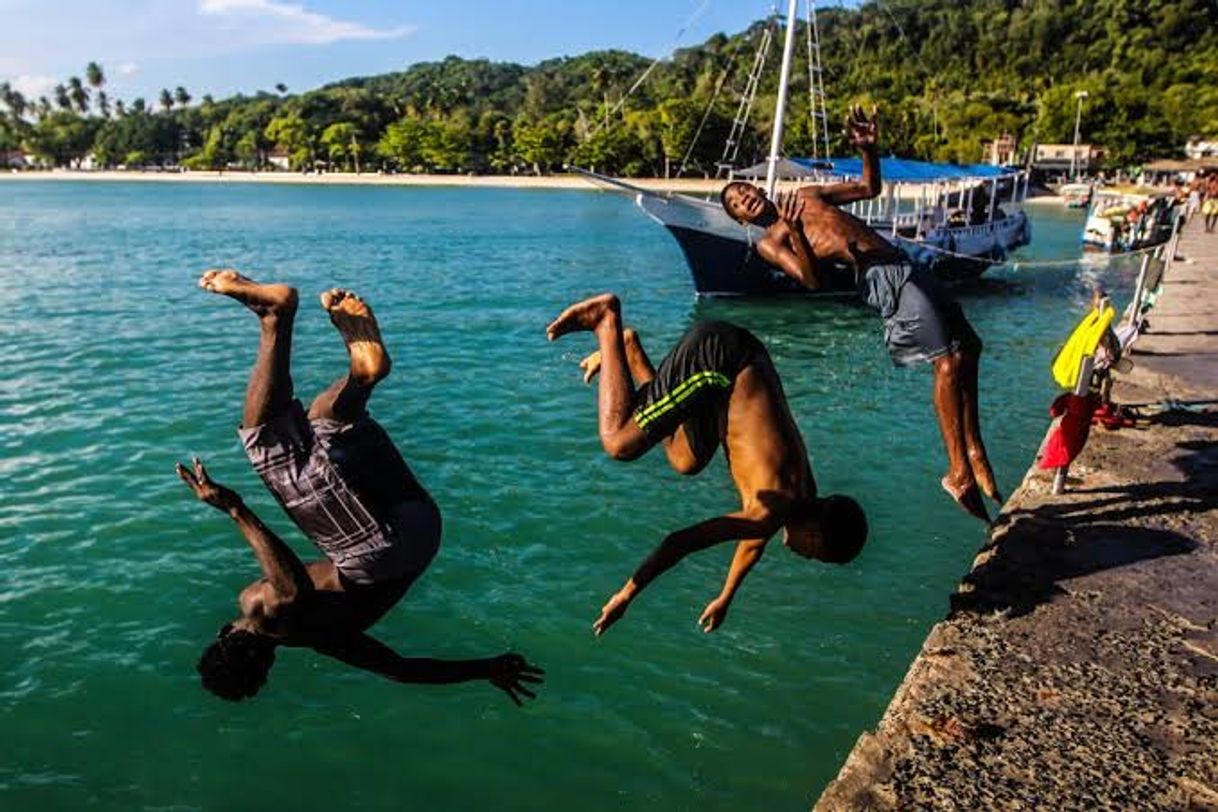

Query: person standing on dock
[546,294,868,636]
[718,106,1000,522]
[178,270,543,704]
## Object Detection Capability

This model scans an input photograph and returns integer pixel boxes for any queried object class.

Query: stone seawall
[815,225,1218,810]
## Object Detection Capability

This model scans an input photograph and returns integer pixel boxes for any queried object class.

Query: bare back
[722,362,813,514]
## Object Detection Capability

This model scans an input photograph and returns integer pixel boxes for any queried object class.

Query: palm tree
[54,84,71,111]
[86,62,105,90]
[275,83,288,96]
[132,97,146,115]
[0,82,27,119]
[37,97,52,119]
[174,86,191,108]
[159,89,173,112]
[114,99,126,118]
[67,76,89,114]
[85,62,105,115]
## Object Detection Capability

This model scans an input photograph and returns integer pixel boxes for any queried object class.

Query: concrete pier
[816,224,1218,810]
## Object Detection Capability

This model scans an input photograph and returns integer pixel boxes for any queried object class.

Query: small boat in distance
[1060,182,1093,209]
[1082,188,1178,253]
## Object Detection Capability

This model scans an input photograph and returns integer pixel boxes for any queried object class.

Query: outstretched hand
[846,104,879,148]
[698,595,731,633]
[176,457,242,512]
[593,590,632,636]
[487,653,545,706]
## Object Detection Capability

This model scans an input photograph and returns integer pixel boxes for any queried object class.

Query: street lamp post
[1071,90,1089,181]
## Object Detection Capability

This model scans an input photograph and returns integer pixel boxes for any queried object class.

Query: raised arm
[592,507,785,636]
[698,538,769,633]
[811,105,881,206]
[176,457,313,603]
[314,633,544,706]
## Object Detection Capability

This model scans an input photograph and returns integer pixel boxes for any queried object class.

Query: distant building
[1,150,27,169]
[1032,143,1103,179]
[981,134,1018,166]
[1184,138,1218,160]
[267,149,291,171]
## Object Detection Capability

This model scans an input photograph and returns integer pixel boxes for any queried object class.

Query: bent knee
[669,453,707,476]
[602,434,643,462]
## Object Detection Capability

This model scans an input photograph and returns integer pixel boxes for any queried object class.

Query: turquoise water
[0,182,1139,810]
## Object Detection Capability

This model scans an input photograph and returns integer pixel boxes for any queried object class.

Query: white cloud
[115,61,140,77]
[9,74,57,100]
[198,0,414,45]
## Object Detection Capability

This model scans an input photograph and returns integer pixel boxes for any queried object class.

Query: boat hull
[639,192,1030,296]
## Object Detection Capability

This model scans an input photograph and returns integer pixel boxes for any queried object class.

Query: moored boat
[625,0,1032,296]
[1060,182,1093,208]
[635,158,1032,295]
[1081,188,1177,253]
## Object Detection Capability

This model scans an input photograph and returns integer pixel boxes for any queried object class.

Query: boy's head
[720,181,768,224]
[197,623,278,701]
[782,494,868,564]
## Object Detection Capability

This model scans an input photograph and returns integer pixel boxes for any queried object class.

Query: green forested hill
[2,0,1215,174]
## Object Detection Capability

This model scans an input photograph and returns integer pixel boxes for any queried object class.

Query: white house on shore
[1185,138,1218,160]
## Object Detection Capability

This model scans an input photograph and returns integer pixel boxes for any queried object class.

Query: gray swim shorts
[238,400,441,585]
[861,263,982,367]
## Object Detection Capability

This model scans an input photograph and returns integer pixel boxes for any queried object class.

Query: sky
[0,0,826,106]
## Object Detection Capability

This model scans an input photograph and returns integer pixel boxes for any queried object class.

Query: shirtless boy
[720,106,999,521]
[180,270,542,703]
[547,294,867,635]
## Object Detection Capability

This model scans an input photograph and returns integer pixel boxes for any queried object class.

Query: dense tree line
[2,0,1215,175]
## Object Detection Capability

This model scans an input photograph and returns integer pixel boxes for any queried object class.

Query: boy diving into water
[546,294,867,636]
[179,270,542,703]
[719,106,1000,522]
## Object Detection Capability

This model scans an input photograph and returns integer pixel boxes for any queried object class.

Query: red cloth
[1039,393,1099,469]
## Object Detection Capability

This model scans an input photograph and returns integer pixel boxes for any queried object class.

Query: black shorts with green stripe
[632,321,768,458]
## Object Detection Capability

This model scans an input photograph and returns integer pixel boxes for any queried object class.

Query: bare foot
[546,293,620,341]
[198,268,297,317]
[942,474,991,523]
[579,350,602,383]
[320,288,391,385]
[969,453,1004,505]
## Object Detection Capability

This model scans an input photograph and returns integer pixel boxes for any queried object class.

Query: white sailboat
[600,0,1034,296]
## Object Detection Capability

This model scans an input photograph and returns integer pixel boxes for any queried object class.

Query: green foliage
[28,112,99,166]
[13,3,1218,175]
[377,116,470,173]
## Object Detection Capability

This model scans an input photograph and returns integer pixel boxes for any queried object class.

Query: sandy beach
[0,169,1066,204]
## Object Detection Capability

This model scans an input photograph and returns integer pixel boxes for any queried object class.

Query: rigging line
[890,233,1167,268]
[876,0,909,48]
[585,0,713,140]
[676,43,741,177]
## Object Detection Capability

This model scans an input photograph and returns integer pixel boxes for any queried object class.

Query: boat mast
[765,0,800,197]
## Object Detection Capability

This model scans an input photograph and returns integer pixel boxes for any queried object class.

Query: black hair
[816,494,869,564]
[197,626,277,702]
[719,181,750,218]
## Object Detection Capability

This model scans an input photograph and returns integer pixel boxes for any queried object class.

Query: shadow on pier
[950,426,1217,619]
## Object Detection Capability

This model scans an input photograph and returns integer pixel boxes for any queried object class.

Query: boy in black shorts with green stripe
[546,293,868,637]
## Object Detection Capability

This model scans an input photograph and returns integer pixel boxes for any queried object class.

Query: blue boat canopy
[789,156,1019,182]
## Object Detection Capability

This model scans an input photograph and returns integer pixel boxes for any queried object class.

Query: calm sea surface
[0,181,1140,810]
